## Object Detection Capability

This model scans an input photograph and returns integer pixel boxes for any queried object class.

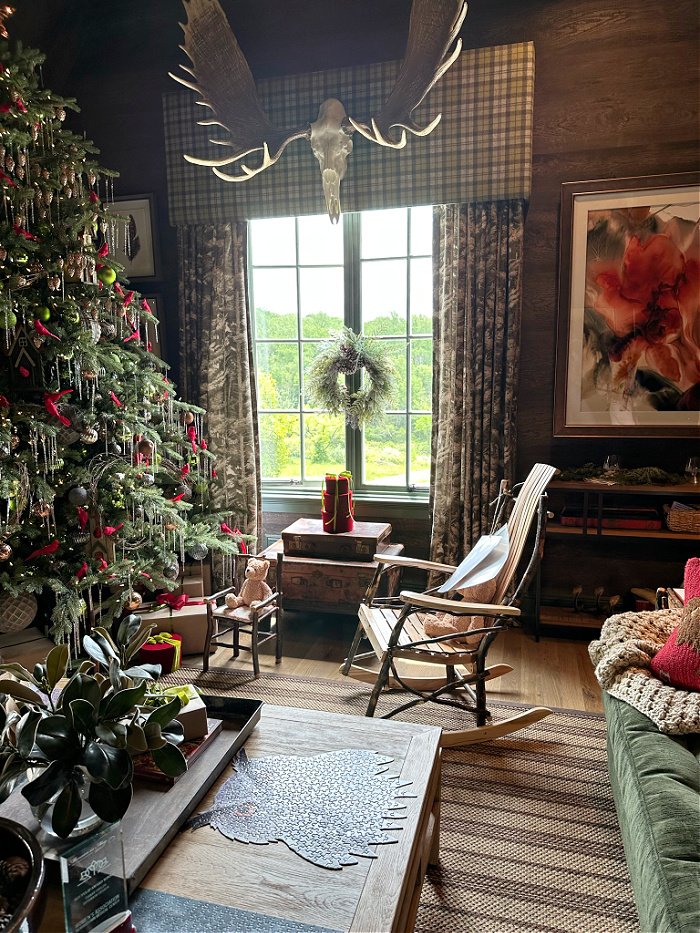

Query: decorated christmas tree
[0,29,247,650]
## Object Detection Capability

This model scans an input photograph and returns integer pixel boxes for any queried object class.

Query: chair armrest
[398,590,521,618]
[374,554,457,574]
[208,584,237,603]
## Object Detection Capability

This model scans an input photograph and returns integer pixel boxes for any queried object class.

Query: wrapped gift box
[162,684,209,741]
[177,575,205,598]
[136,602,210,655]
[136,632,182,674]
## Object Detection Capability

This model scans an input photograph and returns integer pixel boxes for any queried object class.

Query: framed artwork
[142,295,164,359]
[554,172,700,437]
[104,195,159,280]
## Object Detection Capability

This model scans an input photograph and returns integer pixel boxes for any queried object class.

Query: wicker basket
[664,504,700,534]
[0,593,38,634]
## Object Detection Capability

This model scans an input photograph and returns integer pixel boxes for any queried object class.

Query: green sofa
[603,692,700,933]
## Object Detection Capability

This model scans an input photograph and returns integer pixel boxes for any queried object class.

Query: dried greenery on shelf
[558,464,686,485]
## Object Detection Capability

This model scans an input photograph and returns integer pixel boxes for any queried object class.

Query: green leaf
[125,723,148,754]
[0,678,46,707]
[46,644,69,689]
[116,613,143,649]
[143,721,166,750]
[35,715,81,763]
[0,760,29,803]
[160,720,184,745]
[21,760,69,806]
[83,635,111,668]
[123,664,160,681]
[69,698,97,737]
[0,662,38,686]
[88,779,131,823]
[95,723,117,744]
[146,696,182,728]
[102,682,146,721]
[58,673,102,712]
[51,779,82,838]
[16,709,42,758]
[33,663,46,684]
[151,742,187,778]
[125,621,156,662]
[83,742,132,789]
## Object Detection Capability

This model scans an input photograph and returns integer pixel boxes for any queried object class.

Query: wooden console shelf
[534,479,699,639]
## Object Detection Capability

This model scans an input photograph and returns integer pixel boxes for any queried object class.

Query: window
[249,206,433,494]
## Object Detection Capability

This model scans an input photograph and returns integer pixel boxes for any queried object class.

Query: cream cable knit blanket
[589,608,700,735]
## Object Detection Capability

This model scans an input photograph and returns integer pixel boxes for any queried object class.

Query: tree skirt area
[161,667,639,933]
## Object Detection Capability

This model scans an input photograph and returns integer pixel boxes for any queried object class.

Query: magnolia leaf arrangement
[307,328,395,430]
[0,615,186,838]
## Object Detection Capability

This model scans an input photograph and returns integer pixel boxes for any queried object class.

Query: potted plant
[0,616,186,839]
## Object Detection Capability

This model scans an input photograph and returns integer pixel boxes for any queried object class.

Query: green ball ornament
[36,306,51,322]
[63,309,80,325]
[97,267,117,285]
[14,252,28,264]
[0,309,17,329]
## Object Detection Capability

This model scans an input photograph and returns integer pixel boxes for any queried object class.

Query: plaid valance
[163,41,534,224]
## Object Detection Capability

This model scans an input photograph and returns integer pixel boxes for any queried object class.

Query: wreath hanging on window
[307,327,395,429]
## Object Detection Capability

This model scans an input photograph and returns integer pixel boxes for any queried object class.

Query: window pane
[256,343,300,410]
[410,415,431,487]
[300,267,344,337]
[410,206,432,256]
[409,257,432,334]
[304,413,346,481]
[252,268,298,338]
[368,338,406,409]
[362,259,407,336]
[364,414,406,486]
[298,214,343,265]
[259,413,301,480]
[410,339,432,411]
[361,208,408,259]
[302,341,323,408]
[250,217,296,265]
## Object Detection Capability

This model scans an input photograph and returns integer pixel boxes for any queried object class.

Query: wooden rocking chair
[341,463,557,746]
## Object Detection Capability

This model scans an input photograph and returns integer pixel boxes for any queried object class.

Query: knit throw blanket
[589,609,700,734]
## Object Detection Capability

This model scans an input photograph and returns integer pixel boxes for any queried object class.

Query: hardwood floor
[1,613,604,714]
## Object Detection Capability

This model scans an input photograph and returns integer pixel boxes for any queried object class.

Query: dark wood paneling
[10,0,699,596]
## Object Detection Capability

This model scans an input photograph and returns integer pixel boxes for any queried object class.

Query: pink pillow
[684,557,700,603]
[651,598,700,692]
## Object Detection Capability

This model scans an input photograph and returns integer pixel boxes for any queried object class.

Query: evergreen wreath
[307,327,395,429]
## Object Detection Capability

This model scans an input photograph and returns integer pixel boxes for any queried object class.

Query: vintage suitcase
[281,518,391,562]
[260,540,404,614]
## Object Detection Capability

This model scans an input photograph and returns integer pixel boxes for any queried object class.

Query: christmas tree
[0,29,247,650]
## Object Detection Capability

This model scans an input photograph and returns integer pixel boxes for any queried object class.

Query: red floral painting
[555,175,700,435]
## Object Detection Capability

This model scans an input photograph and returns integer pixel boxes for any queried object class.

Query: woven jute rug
[161,667,638,933]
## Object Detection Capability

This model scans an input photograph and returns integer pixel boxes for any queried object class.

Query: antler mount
[170,0,467,222]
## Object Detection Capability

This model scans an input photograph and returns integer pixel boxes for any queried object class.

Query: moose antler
[170,0,467,221]
[348,0,467,148]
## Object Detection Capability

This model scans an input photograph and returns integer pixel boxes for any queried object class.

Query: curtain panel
[177,223,262,550]
[164,42,534,223]
[430,201,525,566]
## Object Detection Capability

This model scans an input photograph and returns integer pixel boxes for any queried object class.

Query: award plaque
[59,823,131,933]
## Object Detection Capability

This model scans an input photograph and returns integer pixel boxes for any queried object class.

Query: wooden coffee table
[37,705,441,933]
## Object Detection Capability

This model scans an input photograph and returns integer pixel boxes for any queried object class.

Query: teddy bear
[225,558,273,611]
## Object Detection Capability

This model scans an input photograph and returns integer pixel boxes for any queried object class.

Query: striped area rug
[161,667,639,933]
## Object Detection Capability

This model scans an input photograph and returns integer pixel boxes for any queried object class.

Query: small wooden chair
[204,552,283,677]
[341,463,557,746]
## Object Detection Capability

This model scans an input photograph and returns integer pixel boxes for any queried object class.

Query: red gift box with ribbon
[322,471,354,533]
[136,631,183,675]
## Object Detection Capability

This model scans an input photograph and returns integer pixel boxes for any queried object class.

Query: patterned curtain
[177,223,262,550]
[430,201,525,566]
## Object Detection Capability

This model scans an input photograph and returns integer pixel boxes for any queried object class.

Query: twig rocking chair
[341,463,557,746]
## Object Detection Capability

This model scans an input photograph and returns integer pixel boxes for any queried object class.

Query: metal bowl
[0,817,46,933]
